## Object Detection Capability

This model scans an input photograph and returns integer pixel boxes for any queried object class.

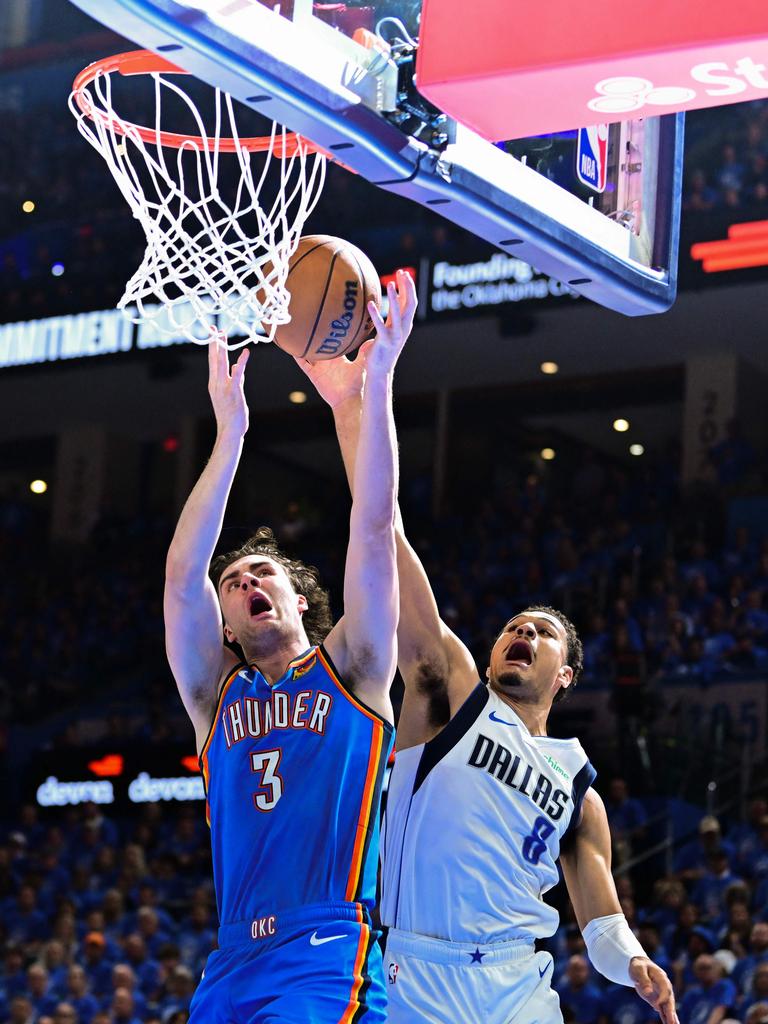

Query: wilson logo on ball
[317,280,359,356]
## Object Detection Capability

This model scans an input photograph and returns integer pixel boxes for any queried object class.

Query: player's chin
[244,615,278,638]
[495,669,524,689]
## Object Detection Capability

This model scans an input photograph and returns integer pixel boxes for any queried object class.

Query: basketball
[273,235,382,361]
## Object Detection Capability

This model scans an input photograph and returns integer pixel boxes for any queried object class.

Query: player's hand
[293,344,369,410]
[208,331,250,440]
[365,268,418,376]
[295,269,417,403]
[629,957,679,1024]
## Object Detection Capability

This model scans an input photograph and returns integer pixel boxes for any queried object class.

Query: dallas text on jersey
[467,734,570,820]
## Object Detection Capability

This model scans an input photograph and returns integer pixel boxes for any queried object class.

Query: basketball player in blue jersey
[163,270,417,1024]
[299,339,680,1024]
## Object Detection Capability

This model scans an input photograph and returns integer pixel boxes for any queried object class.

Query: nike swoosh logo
[539,960,552,978]
[489,711,518,727]
[310,932,347,946]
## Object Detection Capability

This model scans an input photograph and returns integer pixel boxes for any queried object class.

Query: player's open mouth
[505,639,533,665]
[249,593,272,617]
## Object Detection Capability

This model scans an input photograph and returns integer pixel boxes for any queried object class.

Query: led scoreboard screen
[28,745,204,811]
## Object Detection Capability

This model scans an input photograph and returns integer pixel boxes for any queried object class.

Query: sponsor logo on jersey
[250,915,277,940]
[467,733,569,821]
[543,754,570,781]
[539,959,552,978]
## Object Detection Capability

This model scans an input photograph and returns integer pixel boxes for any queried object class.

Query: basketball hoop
[69,50,331,349]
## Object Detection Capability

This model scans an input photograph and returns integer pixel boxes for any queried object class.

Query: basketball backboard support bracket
[67,0,683,316]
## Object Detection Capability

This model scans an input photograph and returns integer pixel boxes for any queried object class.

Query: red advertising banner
[417,0,768,139]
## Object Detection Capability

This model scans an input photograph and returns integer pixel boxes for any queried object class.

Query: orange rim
[72,49,327,156]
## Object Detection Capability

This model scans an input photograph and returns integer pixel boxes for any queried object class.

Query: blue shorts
[189,901,386,1024]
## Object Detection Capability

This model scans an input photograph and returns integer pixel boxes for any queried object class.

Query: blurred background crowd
[2,2,768,1024]
[1,418,767,1024]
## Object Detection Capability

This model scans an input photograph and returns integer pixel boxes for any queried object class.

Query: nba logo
[388,962,399,984]
[576,125,608,193]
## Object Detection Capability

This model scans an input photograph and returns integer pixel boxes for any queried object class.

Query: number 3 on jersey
[250,749,283,811]
[522,815,555,865]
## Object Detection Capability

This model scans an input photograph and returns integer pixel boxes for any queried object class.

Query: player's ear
[297,593,309,616]
[223,623,237,644]
[485,665,491,681]
[556,663,573,693]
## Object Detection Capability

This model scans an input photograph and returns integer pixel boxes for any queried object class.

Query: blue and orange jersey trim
[198,660,245,827]
[337,902,378,1024]
[316,646,393,904]
[288,647,319,680]
[339,905,370,1024]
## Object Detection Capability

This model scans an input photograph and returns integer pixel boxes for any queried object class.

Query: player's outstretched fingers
[231,346,249,384]
[650,965,679,1024]
[208,330,232,387]
[386,280,402,336]
[659,1000,680,1024]
[397,267,418,325]
[367,299,386,337]
[208,334,220,386]
[632,960,678,1024]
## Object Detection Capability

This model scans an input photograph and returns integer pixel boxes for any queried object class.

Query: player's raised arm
[317,274,410,720]
[297,270,477,744]
[164,339,249,750]
[561,789,680,1024]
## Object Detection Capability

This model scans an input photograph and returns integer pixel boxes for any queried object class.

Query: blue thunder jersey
[199,646,394,926]
[381,683,596,943]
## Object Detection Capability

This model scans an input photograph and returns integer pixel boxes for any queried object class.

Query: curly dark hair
[514,604,583,704]
[209,527,334,647]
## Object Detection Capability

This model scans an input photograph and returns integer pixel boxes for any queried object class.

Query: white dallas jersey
[381,683,596,944]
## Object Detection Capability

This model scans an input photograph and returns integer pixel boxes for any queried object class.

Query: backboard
[67,0,684,316]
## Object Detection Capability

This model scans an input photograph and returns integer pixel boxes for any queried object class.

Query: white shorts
[384,928,564,1024]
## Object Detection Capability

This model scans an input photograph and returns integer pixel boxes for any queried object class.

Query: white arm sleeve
[582,913,647,986]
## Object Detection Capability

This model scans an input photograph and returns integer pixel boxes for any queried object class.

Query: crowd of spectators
[418,437,768,698]
[684,101,768,214]
[0,502,168,724]
[547,789,768,1023]
[1,415,766,734]
[1,784,768,1023]
[0,801,211,1024]
[2,24,768,1024]
[1,411,766,1019]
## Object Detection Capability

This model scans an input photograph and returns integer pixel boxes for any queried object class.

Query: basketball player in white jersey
[298,299,679,1024]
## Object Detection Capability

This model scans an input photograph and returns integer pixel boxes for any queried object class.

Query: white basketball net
[69,64,327,349]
